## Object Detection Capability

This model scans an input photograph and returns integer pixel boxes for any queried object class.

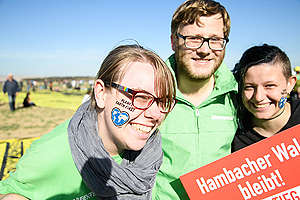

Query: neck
[252,103,291,137]
[97,113,121,156]
[177,72,215,106]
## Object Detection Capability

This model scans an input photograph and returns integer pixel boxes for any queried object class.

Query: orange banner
[180,125,300,200]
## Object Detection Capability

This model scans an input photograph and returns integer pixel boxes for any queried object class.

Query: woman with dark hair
[232,44,299,152]
[23,92,36,107]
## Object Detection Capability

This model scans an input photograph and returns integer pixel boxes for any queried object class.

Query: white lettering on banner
[196,155,272,194]
[271,138,300,162]
[73,192,96,200]
[238,170,285,200]
[262,185,300,200]
[182,134,300,200]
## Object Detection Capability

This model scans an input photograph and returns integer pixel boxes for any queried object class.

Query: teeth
[131,124,152,133]
[254,104,268,108]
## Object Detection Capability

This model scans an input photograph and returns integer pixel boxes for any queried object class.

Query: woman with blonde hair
[0,44,176,200]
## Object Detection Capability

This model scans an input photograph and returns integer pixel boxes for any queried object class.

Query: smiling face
[95,61,165,155]
[172,14,226,80]
[242,63,295,120]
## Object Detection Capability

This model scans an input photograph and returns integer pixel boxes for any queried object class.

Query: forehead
[244,63,286,83]
[179,13,224,36]
[119,61,155,91]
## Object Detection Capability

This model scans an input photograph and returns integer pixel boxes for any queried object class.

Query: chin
[126,141,147,151]
[252,112,277,120]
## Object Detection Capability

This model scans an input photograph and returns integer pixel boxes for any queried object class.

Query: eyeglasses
[106,82,176,113]
[177,33,229,50]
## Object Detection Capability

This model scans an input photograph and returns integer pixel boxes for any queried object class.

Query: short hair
[232,44,292,128]
[91,44,176,112]
[171,0,230,38]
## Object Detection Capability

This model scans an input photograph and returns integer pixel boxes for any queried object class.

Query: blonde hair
[171,0,231,39]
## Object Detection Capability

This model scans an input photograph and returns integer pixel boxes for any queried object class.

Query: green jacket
[0,120,122,200]
[153,54,238,200]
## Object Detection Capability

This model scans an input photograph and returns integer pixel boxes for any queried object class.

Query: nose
[253,86,266,102]
[144,101,163,121]
[196,40,210,54]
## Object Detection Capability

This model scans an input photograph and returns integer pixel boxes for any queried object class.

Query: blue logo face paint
[279,96,287,109]
[111,107,129,126]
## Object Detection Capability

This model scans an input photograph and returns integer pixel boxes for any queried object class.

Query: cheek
[267,89,284,101]
[110,98,140,127]
[242,90,253,103]
[115,98,136,113]
[111,107,130,127]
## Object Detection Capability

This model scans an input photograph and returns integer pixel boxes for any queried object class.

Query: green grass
[0,90,85,111]
[0,89,89,140]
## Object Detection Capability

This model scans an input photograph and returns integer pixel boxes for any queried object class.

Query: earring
[279,96,287,109]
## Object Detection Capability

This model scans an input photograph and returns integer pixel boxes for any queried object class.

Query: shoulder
[214,63,238,94]
[0,119,89,199]
[283,100,300,129]
[14,120,72,174]
[231,127,264,152]
[290,99,300,111]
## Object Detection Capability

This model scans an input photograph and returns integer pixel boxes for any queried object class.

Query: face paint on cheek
[279,89,288,109]
[111,107,130,127]
[115,98,136,112]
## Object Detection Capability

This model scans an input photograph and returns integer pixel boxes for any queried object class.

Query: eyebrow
[185,33,225,38]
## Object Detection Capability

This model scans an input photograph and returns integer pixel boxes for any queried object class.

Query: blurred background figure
[2,74,19,111]
[23,92,36,107]
[292,66,300,99]
[82,88,92,104]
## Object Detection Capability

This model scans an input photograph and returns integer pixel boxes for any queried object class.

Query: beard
[175,50,225,81]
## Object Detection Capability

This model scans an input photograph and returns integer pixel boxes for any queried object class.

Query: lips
[192,58,211,61]
[191,58,213,66]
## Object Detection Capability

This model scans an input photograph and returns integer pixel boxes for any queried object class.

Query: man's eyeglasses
[106,82,176,114]
[177,33,229,51]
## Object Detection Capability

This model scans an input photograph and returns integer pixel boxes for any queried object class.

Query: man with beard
[153,0,238,199]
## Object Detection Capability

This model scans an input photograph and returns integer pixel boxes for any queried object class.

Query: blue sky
[1,0,300,77]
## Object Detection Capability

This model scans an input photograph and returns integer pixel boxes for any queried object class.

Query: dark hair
[232,44,292,128]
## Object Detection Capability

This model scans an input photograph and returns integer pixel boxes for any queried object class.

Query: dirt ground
[0,103,75,140]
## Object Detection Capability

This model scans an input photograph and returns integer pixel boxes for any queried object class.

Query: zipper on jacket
[195,108,200,117]
[195,108,200,134]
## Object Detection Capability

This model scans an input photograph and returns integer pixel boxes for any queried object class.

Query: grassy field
[0,90,85,140]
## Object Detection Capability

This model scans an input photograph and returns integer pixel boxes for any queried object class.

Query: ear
[94,79,107,108]
[287,75,297,94]
[171,34,176,51]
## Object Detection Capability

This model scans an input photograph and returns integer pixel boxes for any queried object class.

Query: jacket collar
[166,54,237,105]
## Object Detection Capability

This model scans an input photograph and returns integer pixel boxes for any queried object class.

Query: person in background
[231,44,298,152]
[0,44,176,200]
[2,74,19,111]
[23,92,36,107]
[153,0,238,199]
[291,66,300,99]
[82,88,92,104]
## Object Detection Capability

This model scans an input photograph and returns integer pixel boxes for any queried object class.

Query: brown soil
[0,103,75,140]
